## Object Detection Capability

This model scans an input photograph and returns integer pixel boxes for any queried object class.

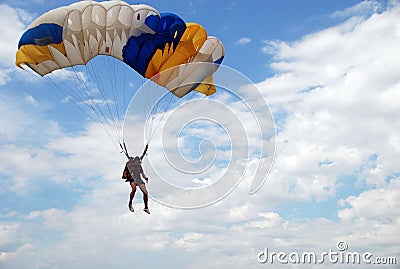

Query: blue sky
[1,0,400,268]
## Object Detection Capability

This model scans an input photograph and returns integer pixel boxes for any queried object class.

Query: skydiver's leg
[129,182,137,203]
[138,184,149,213]
[129,182,137,212]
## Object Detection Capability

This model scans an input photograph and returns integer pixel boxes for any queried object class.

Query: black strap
[120,142,130,159]
[140,144,148,160]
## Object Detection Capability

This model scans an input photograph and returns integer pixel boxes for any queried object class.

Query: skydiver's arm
[141,169,148,182]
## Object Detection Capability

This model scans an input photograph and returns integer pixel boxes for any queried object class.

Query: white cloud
[24,94,37,106]
[0,92,47,142]
[332,0,383,19]
[0,224,22,252]
[0,4,30,67]
[235,37,251,45]
[338,178,400,221]
[0,69,12,86]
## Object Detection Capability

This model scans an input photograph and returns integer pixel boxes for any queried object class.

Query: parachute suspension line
[82,57,122,141]
[40,71,122,152]
[146,88,176,143]
[149,93,176,142]
[120,141,130,159]
[143,76,154,144]
[106,56,123,139]
[47,61,122,152]
[89,58,130,152]
[161,90,207,137]
[69,63,119,141]
[105,56,123,136]
[122,60,128,131]
[144,80,157,143]
[71,64,122,150]
[103,56,131,151]
[80,42,121,140]
[154,93,176,140]
[121,63,128,135]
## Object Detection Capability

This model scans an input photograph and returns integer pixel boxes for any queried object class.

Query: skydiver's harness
[119,141,148,160]
[120,142,148,180]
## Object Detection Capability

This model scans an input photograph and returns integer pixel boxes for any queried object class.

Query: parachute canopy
[16,0,224,98]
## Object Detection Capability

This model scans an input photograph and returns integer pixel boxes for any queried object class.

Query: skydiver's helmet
[128,157,134,162]
[134,156,141,163]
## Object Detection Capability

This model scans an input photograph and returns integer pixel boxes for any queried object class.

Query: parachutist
[123,156,150,214]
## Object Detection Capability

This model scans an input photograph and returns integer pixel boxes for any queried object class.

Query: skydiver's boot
[128,203,134,212]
